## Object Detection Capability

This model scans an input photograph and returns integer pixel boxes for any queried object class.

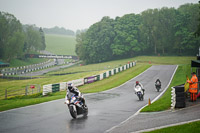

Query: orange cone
[148,98,151,105]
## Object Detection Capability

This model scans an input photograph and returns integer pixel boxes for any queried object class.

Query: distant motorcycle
[66,94,88,119]
[155,81,161,92]
[134,85,144,101]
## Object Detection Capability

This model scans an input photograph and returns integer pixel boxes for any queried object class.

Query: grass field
[145,120,200,133]
[45,34,76,55]
[9,58,47,67]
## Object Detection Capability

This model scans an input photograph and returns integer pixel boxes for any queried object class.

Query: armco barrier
[60,82,67,91]
[43,84,52,95]
[118,67,121,72]
[96,75,100,81]
[100,73,104,80]
[103,72,106,79]
[114,69,116,74]
[52,83,60,92]
[68,78,84,87]
[84,76,96,84]
[171,84,186,109]
[43,61,136,96]
[106,71,109,78]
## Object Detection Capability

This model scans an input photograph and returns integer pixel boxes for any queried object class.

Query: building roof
[191,60,200,67]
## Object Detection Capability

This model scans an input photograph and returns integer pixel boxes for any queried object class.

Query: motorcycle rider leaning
[135,81,145,94]
[65,83,86,107]
[155,78,161,86]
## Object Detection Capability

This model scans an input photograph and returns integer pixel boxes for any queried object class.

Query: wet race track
[0,65,177,133]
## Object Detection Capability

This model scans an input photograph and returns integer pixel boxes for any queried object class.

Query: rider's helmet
[68,83,74,91]
[136,81,139,85]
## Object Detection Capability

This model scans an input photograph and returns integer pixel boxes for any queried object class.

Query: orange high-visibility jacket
[188,74,198,91]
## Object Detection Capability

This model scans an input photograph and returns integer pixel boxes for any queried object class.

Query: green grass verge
[144,120,200,133]
[141,64,191,112]
[0,92,66,111]
[45,34,76,55]
[79,64,150,93]
[5,58,47,68]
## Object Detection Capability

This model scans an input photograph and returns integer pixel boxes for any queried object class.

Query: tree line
[76,3,200,64]
[43,26,75,36]
[0,12,46,62]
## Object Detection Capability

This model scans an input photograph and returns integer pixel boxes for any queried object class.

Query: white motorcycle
[66,94,88,119]
[134,85,144,101]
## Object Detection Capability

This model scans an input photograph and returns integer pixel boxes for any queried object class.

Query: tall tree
[76,16,115,63]
[39,27,46,50]
[111,14,141,57]
[0,12,25,62]
[24,25,43,53]
[195,1,200,37]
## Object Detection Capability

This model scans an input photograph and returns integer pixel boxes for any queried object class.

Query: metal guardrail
[43,62,136,96]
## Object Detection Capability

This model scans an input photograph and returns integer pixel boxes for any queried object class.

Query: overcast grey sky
[0,0,198,31]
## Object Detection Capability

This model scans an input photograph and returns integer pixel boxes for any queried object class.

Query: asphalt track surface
[109,102,200,133]
[0,65,177,133]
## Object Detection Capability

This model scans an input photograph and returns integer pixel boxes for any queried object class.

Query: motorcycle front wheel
[69,105,77,119]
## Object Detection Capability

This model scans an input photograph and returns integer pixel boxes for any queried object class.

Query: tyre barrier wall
[171,84,186,109]
[42,62,136,96]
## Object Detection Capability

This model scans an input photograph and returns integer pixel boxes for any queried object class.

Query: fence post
[5,89,7,99]
[38,84,41,93]
[25,86,28,96]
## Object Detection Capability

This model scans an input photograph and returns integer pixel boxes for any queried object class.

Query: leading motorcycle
[66,94,88,119]
[134,85,144,101]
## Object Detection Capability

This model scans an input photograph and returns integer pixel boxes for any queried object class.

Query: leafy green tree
[140,9,157,55]
[76,16,115,64]
[195,1,200,37]
[175,3,200,55]
[24,25,43,53]
[75,31,87,60]
[111,14,141,57]
[39,27,46,50]
[0,12,25,62]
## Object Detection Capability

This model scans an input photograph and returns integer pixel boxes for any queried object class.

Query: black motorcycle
[66,94,88,119]
[155,82,161,92]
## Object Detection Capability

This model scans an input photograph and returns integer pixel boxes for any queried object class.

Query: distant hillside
[45,34,76,55]
[43,26,75,36]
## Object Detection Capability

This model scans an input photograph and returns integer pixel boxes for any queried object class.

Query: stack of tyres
[175,84,186,108]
